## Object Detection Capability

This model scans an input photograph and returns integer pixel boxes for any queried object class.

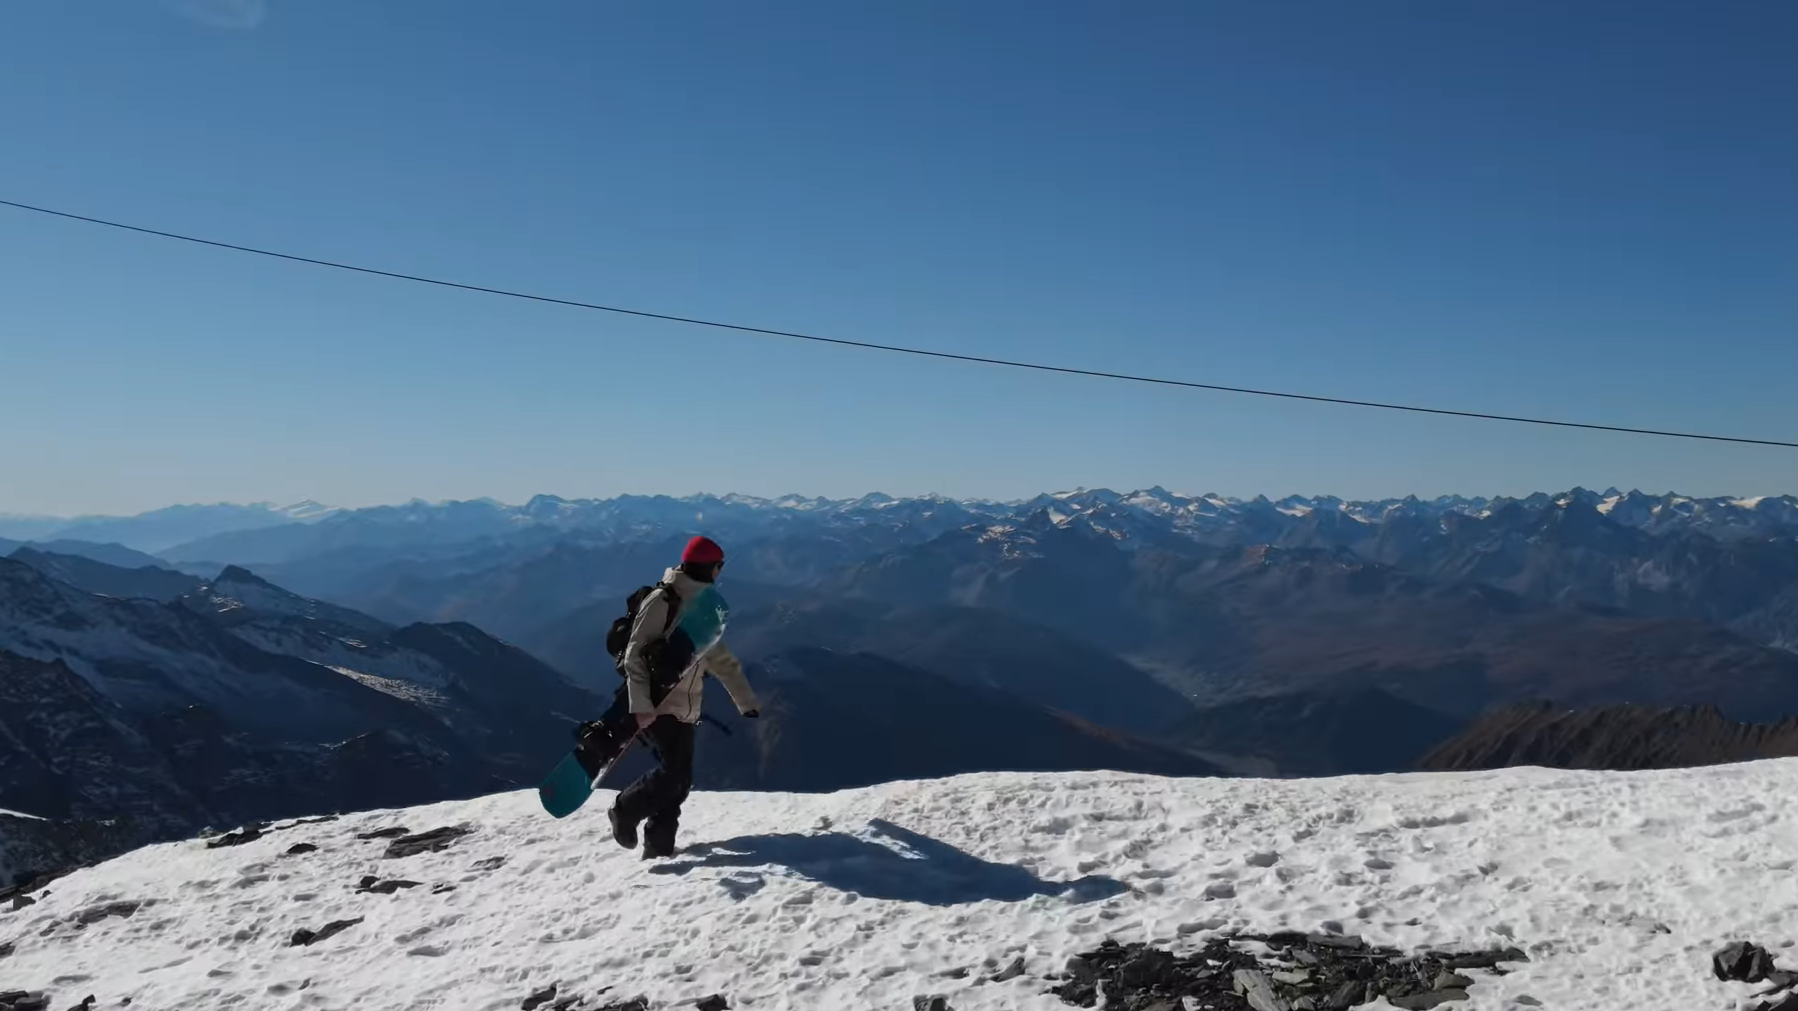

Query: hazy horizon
[6,483,1794,524]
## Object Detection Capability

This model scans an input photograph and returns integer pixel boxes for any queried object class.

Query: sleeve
[703,642,761,715]
[620,589,672,714]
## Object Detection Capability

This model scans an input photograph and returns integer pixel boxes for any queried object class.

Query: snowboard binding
[572,720,626,779]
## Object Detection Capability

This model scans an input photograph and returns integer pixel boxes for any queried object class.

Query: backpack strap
[654,583,683,636]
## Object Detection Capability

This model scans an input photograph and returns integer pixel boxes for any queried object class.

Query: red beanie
[681,536,725,565]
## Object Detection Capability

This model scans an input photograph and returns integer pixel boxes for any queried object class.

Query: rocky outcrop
[1051,933,1529,1010]
[1712,941,1798,1010]
[1419,701,1798,772]
[0,811,144,893]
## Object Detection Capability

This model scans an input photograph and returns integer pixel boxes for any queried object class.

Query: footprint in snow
[1396,811,1472,830]
[721,874,765,901]
[1709,802,1766,823]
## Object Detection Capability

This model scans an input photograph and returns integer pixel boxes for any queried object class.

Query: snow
[327,665,450,707]
[0,807,46,821]
[6,762,1798,1010]
[277,501,339,522]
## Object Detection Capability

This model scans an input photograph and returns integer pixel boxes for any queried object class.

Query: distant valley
[5,485,1798,883]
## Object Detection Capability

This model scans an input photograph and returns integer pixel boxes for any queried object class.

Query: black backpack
[604,583,683,671]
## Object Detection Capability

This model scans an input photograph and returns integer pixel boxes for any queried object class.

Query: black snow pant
[610,714,695,855]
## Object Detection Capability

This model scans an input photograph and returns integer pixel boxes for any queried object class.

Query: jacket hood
[663,566,711,598]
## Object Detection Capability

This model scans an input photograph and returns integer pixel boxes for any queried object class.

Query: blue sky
[2,0,1794,516]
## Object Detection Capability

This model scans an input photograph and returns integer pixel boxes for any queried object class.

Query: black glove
[742,709,759,719]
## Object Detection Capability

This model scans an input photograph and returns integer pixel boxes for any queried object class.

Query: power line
[4,195,1795,450]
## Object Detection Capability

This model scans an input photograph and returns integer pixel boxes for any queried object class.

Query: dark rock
[694,996,729,1011]
[520,985,557,1011]
[205,826,266,849]
[593,1000,648,1011]
[289,916,364,947]
[913,998,954,1011]
[62,998,95,1011]
[1325,981,1370,1011]
[356,826,409,840]
[0,940,12,958]
[384,825,474,858]
[1051,934,1521,1011]
[990,956,1026,983]
[10,895,35,911]
[1754,995,1798,1011]
[1717,941,1780,983]
[356,876,422,895]
[1119,948,1177,988]
[473,856,507,872]
[284,843,318,856]
[1390,992,1468,1010]
[278,815,340,830]
[1235,969,1289,1011]
[1431,947,1527,970]
[0,993,49,1011]
[432,884,457,894]
[73,900,144,925]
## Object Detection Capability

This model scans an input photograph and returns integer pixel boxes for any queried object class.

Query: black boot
[641,819,677,860]
[608,806,639,851]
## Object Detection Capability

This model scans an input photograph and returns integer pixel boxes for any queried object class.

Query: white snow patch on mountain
[327,666,450,706]
[275,500,339,522]
[4,763,1797,1010]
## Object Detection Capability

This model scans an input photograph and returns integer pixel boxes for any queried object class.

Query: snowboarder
[578,535,760,858]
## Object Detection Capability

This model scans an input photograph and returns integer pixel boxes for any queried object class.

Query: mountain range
[5,485,1798,874]
[0,501,336,554]
[0,548,1219,874]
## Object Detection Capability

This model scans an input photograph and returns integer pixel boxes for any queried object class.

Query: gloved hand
[742,709,760,719]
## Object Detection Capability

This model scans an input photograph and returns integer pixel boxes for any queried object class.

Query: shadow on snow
[648,817,1124,906]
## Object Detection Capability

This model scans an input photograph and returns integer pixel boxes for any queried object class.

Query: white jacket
[620,567,759,724]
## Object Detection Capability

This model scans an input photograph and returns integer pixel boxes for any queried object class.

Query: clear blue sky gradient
[3,0,1794,515]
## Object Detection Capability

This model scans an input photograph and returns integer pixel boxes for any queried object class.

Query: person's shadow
[648,818,1125,906]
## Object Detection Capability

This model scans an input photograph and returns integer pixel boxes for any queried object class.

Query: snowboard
[537,732,638,819]
[537,582,730,819]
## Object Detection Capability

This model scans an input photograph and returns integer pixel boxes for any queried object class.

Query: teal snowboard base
[538,734,636,819]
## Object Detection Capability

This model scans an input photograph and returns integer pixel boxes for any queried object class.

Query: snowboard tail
[538,731,637,819]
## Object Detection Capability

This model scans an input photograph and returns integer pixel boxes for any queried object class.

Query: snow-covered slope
[4,763,1795,1010]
